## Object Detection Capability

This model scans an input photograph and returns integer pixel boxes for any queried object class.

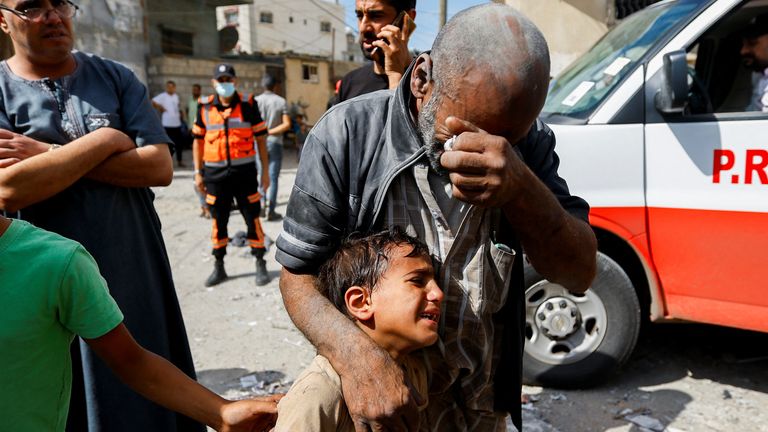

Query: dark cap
[743,13,768,39]
[213,63,236,80]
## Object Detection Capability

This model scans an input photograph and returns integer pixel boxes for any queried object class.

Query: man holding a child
[276,4,597,431]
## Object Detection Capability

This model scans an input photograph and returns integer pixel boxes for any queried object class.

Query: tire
[522,252,641,388]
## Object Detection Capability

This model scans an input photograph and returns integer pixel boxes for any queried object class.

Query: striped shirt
[382,162,516,413]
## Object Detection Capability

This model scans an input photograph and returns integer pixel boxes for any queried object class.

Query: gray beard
[417,93,449,177]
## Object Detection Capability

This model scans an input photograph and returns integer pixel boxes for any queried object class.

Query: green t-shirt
[0,219,124,431]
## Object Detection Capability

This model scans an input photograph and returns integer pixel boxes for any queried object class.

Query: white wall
[218,0,348,61]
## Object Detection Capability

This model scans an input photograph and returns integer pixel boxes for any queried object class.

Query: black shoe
[267,211,283,221]
[255,258,271,286]
[205,259,227,287]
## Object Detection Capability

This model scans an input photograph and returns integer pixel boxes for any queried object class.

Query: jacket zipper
[369,147,427,225]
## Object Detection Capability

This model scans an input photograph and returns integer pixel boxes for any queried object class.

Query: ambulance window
[685,0,768,115]
[543,1,700,121]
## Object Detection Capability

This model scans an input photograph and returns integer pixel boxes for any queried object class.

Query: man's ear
[410,53,433,99]
[0,14,10,35]
[345,286,373,321]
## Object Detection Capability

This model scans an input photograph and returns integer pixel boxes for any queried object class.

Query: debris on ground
[624,413,665,432]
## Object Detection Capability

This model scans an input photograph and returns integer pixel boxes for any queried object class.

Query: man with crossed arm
[0,0,202,430]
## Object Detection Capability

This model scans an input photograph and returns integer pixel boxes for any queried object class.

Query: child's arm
[85,324,281,432]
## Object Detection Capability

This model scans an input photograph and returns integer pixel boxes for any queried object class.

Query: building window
[303,19,307,25]
[161,27,193,56]
[224,10,238,26]
[320,21,331,32]
[302,64,319,83]
[289,16,294,23]
[260,11,273,23]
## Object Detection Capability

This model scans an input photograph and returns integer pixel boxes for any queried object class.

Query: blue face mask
[215,82,236,98]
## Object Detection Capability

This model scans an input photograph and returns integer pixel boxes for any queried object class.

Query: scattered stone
[617,408,635,417]
[239,375,260,388]
[722,389,733,399]
[230,295,244,301]
[247,321,258,326]
[625,414,665,432]
[549,393,567,401]
[230,231,247,247]
[519,408,560,432]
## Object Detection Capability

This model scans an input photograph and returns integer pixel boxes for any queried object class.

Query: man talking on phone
[335,0,416,103]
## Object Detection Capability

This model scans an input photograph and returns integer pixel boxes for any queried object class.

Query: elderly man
[0,1,203,430]
[277,4,597,431]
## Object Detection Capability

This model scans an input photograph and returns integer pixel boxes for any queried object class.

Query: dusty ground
[155,149,768,431]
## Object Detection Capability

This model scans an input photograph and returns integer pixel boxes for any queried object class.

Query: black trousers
[165,126,185,163]
[203,164,265,259]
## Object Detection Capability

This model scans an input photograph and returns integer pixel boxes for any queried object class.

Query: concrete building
[216,0,348,61]
[342,27,366,63]
[284,54,333,123]
[145,0,265,98]
[497,0,659,76]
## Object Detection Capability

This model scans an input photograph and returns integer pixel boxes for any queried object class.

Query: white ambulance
[524,0,768,387]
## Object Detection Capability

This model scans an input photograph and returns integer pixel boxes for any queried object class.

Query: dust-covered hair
[430,3,550,109]
[318,227,431,317]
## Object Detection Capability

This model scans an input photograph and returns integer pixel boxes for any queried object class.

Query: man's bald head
[411,4,551,174]
[430,3,550,113]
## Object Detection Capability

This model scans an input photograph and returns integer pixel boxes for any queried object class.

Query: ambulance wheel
[522,252,641,388]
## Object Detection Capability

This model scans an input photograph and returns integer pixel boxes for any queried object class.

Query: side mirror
[655,50,689,115]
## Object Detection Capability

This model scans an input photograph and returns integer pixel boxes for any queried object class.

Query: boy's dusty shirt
[274,354,429,431]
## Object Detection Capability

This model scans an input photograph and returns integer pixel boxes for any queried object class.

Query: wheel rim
[525,280,608,365]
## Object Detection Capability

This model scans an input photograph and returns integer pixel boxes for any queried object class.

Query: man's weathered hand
[342,347,421,432]
[0,128,51,167]
[439,116,522,208]
[218,394,282,432]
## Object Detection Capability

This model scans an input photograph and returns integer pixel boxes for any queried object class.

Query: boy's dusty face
[368,244,443,357]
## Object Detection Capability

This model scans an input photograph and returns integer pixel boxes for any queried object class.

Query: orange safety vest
[193,94,267,166]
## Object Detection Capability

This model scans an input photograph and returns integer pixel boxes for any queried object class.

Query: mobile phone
[391,10,407,29]
[372,11,409,64]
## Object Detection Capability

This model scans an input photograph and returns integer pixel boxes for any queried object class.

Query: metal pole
[331,27,336,81]
[439,0,447,29]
